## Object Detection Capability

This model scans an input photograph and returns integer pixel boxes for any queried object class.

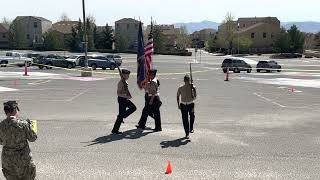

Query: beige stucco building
[218,17,281,53]
[0,23,9,49]
[191,28,216,48]
[145,24,179,51]
[14,16,52,47]
[115,18,141,50]
[50,21,78,49]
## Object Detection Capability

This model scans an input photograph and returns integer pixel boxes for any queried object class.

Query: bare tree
[59,13,71,21]
[176,25,191,50]
[1,17,11,26]
[304,33,315,50]
[86,14,96,25]
[217,12,237,53]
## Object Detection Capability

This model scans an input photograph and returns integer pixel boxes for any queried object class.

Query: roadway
[0,52,320,179]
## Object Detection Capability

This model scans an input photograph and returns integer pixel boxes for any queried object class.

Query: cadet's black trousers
[180,103,195,136]
[112,97,137,132]
[138,95,162,130]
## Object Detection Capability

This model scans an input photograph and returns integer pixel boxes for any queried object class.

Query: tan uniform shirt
[177,84,196,104]
[146,78,159,96]
[117,80,131,99]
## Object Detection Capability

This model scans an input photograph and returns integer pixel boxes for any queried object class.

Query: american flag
[144,21,154,72]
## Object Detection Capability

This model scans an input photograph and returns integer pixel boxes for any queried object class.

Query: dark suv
[256,60,281,72]
[87,56,117,70]
[221,58,252,73]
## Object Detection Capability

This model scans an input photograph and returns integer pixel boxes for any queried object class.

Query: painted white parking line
[254,92,286,108]
[0,86,18,92]
[28,80,51,85]
[67,89,90,102]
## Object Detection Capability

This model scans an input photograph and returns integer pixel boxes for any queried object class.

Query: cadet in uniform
[0,101,37,180]
[112,69,137,134]
[136,69,162,131]
[177,74,197,139]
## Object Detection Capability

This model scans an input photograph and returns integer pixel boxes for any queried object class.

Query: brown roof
[238,17,279,22]
[15,16,51,22]
[0,23,9,33]
[51,21,78,34]
[115,18,140,24]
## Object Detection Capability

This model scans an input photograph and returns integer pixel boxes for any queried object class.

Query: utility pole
[82,0,88,67]
[81,0,92,76]
[237,22,240,55]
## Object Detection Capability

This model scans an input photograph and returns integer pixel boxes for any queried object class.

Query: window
[271,33,274,38]
[135,24,138,29]
[27,34,30,39]
[127,24,130,30]
[35,36,38,43]
[251,33,255,39]
[34,22,38,28]
[243,24,246,28]
[263,32,267,38]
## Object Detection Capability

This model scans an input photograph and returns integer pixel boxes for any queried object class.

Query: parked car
[87,55,117,70]
[0,52,32,67]
[106,54,122,66]
[221,58,252,73]
[26,53,43,64]
[256,60,281,72]
[38,54,76,69]
[66,55,87,66]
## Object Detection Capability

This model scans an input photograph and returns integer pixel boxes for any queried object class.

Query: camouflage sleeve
[0,124,3,145]
[0,132,3,145]
[25,119,37,142]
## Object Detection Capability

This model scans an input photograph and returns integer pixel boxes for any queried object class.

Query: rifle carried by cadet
[189,63,196,98]
[116,65,132,98]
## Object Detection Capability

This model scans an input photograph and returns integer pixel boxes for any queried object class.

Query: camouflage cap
[3,101,20,111]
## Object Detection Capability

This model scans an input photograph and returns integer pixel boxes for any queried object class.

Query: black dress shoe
[112,131,123,135]
[190,129,194,133]
[152,128,162,132]
[135,125,145,130]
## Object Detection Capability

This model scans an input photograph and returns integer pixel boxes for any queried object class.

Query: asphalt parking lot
[0,52,320,179]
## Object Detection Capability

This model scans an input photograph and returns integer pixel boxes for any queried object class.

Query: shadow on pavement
[84,128,154,146]
[160,138,191,148]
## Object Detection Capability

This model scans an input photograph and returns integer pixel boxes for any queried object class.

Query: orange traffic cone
[165,161,172,174]
[24,61,29,76]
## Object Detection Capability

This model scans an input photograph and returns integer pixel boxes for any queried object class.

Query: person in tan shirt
[136,69,162,132]
[177,74,197,139]
[112,69,136,134]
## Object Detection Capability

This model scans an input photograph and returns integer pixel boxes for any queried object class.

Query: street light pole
[81,0,92,77]
[82,0,88,67]
[237,23,240,55]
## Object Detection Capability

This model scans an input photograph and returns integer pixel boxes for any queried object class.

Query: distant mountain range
[174,21,320,34]
[174,20,220,34]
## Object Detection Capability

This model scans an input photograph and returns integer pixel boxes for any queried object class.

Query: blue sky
[2,0,319,25]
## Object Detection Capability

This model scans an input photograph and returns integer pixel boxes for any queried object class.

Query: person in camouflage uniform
[0,101,37,180]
